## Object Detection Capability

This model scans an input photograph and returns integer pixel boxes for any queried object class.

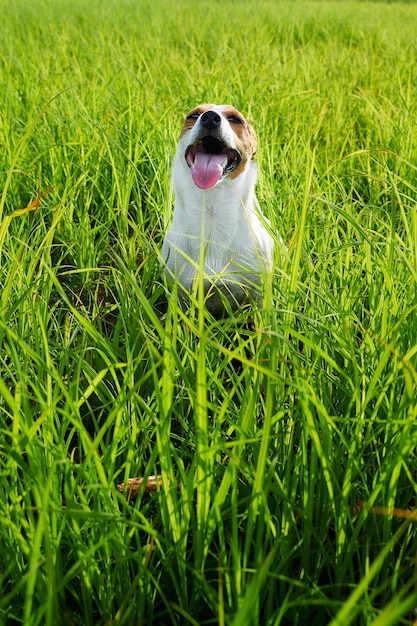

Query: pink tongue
[191,152,226,190]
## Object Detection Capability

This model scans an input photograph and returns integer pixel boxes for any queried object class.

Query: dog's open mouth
[185,136,241,190]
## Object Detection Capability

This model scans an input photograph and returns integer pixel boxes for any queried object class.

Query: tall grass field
[1,0,417,624]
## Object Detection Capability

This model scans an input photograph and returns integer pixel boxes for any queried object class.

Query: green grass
[1,0,417,624]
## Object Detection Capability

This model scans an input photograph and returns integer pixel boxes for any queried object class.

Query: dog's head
[177,104,257,190]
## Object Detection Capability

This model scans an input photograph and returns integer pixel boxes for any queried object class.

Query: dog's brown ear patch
[248,124,257,158]
[241,121,258,160]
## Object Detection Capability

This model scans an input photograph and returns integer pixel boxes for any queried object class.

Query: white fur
[162,104,274,314]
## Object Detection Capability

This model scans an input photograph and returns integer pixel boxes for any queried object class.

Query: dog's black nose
[200,110,221,130]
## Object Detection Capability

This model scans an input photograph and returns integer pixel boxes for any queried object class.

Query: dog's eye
[227,115,244,125]
[186,112,201,120]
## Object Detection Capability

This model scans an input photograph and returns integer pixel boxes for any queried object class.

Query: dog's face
[178,104,257,190]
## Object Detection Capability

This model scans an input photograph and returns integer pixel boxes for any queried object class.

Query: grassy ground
[1,0,417,624]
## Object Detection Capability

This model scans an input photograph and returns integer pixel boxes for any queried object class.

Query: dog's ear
[248,123,257,158]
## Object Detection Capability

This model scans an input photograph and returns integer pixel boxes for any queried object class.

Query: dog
[162,104,274,317]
